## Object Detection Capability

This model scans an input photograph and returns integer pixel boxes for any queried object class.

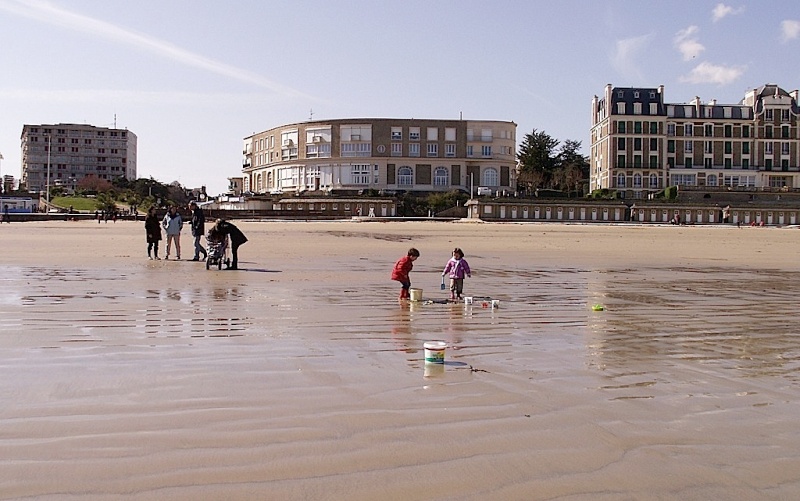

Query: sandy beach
[1,219,799,500]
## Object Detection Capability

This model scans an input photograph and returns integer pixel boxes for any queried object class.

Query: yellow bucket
[409,288,423,301]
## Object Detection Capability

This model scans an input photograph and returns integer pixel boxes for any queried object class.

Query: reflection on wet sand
[1,257,800,499]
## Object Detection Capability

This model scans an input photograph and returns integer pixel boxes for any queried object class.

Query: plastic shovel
[441,276,446,290]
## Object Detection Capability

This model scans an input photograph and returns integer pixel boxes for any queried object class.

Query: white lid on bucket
[423,341,447,350]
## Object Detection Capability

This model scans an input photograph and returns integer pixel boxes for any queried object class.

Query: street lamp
[46,135,51,208]
[0,152,4,195]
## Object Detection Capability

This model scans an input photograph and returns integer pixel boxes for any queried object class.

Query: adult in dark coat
[214,219,248,270]
[144,206,162,259]
[189,202,207,261]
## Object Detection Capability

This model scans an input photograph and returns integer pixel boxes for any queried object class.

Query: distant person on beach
[391,247,420,300]
[161,205,183,260]
[144,206,162,260]
[442,247,471,301]
[189,201,207,261]
[213,219,247,270]
[2,204,9,223]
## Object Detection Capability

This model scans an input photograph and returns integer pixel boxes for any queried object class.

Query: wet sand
[1,220,799,500]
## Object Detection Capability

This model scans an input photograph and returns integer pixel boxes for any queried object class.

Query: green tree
[517,129,560,192]
[556,139,589,195]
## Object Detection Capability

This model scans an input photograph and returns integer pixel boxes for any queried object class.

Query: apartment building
[590,84,800,198]
[242,118,517,196]
[20,124,137,193]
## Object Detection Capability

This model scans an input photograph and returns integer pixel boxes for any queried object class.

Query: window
[391,127,402,140]
[742,142,750,154]
[427,143,438,157]
[634,138,642,151]
[766,126,773,139]
[445,144,456,157]
[617,103,626,114]
[445,127,456,141]
[685,158,693,168]
[765,159,773,171]
[766,109,773,120]
[704,141,713,154]
[668,140,675,153]
[617,155,626,168]
[650,138,658,150]
[782,142,790,155]
[704,124,713,136]
[742,125,750,138]
[782,159,789,171]
[427,127,438,141]
[742,158,749,169]
[650,122,658,134]
[724,141,732,154]
[617,121,626,133]
[667,123,675,136]
[341,125,371,141]
[704,158,712,168]
[633,103,642,115]
[466,145,473,157]
[650,103,658,115]
[684,124,693,136]
[633,173,642,187]
[482,168,498,186]
[409,143,420,157]
[724,158,732,169]
[351,164,371,184]
[397,166,413,185]
[617,173,626,188]
[707,174,718,186]
[672,173,697,186]
[481,129,492,141]
[617,138,626,150]
[649,155,658,168]
[634,122,642,133]
[634,155,642,167]
[765,143,773,155]
[685,141,693,153]
[649,173,658,188]
[481,145,492,157]
[725,125,732,138]
[391,143,402,156]
[782,126,790,139]
[434,167,449,186]
[409,127,420,141]
[782,109,790,122]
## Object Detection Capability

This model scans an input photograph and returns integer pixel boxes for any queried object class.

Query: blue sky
[1,0,799,195]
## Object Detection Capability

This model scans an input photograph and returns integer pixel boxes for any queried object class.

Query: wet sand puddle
[1,264,800,499]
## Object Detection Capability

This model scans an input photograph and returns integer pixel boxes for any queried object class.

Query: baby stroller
[205,234,230,270]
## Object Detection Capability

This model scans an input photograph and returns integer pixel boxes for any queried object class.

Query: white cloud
[674,26,705,61]
[679,62,745,85]
[610,34,654,81]
[712,4,744,22]
[0,0,315,100]
[781,20,800,42]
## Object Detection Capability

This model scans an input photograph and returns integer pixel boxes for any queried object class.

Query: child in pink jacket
[442,247,471,300]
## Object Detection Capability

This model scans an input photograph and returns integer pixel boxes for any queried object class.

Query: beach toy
[423,341,447,364]
[409,288,423,301]
[441,276,446,290]
[592,304,605,311]
[482,301,489,308]
[464,296,473,306]
[491,299,500,309]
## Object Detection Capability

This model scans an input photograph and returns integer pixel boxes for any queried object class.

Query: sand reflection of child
[391,247,420,300]
[442,247,471,300]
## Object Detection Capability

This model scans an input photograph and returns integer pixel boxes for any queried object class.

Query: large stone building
[20,123,137,193]
[590,84,800,198]
[242,118,517,196]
